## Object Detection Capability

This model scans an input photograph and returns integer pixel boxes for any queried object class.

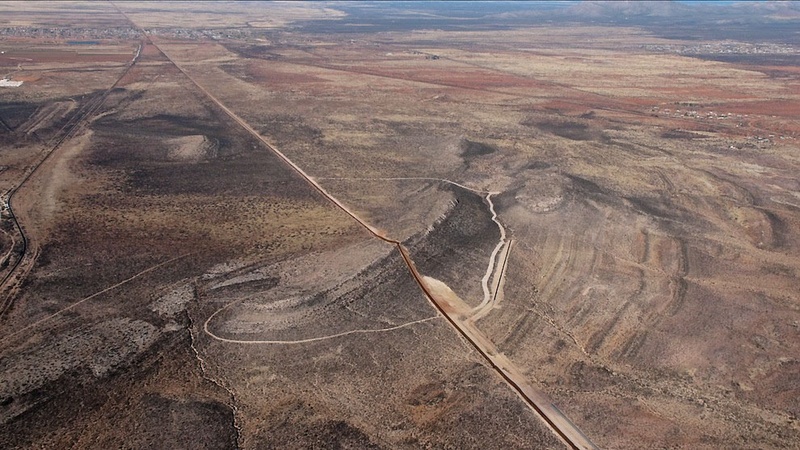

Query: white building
[0,78,23,87]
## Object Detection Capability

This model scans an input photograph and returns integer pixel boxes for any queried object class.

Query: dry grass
[1,3,799,449]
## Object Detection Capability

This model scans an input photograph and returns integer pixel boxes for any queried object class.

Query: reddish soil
[0,51,131,65]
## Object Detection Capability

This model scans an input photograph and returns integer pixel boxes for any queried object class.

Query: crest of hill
[564,1,695,19]
[730,0,800,19]
[561,0,800,22]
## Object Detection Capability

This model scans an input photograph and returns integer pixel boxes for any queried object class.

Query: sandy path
[204,315,440,345]
[474,192,507,314]
[470,239,513,325]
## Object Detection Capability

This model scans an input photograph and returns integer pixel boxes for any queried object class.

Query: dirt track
[132,29,596,450]
[1,253,190,343]
[0,39,143,317]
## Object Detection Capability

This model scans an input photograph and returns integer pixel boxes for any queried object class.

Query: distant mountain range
[301,1,800,43]
[447,0,797,44]
[565,0,694,18]
[562,1,800,22]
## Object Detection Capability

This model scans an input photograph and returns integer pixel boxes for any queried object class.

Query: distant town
[643,41,797,56]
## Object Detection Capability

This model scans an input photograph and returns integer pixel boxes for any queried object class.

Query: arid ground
[0,1,799,449]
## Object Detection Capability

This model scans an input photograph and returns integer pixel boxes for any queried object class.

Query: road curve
[204,314,440,345]
[475,192,507,314]
[115,12,597,448]
[316,176,511,314]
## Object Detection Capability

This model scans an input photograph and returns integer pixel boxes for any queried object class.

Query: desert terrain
[0,1,799,449]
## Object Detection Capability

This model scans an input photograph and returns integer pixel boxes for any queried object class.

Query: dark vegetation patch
[564,173,605,196]
[524,119,601,141]
[1,92,103,143]
[626,196,677,220]
[0,102,39,130]
[372,118,417,135]
[561,174,688,224]
[222,43,281,61]
[128,394,236,450]
[407,381,447,407]
[210,247,432,343]
[102,88,146,112]
[254,401,382,449]
[526,161,552,170]
[94,113,222,137]
[662,129,709,140]
[761,263,795,278]
[492,188,520,213]
[688,53,800,68]
[459,138,496,158]
[569,361,618,391]
[124,158,301,197]
[89,113,313,198]
[218,63,252,82]
[763,210,788,249]
[403,363,563,448]
[48,90,106,127]
[408,186,497,299]
[210,277,280,296]
[0,131,23,148]
[259,114,323,143]
[0,332,237,450]
[88,131,215,166]
[28,231,212,315]
[754,68,800,80]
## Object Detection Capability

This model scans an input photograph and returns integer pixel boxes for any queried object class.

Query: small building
[0,78,23,87]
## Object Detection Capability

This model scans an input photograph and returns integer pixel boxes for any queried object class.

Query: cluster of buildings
[650,106,743,121]
[145,27,263,41]
[0,25,278,43]
[642,41,797,56]
[0,79,22,88]
[0,26,139,41]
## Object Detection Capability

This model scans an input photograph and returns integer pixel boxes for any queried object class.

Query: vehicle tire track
[205,314,440,345]
[1,253,191,343]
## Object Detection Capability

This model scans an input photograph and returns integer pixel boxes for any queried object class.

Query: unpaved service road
[136,27,596,450]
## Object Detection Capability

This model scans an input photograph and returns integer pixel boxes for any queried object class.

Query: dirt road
[0,39,144,317]
[117,11,597,447]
